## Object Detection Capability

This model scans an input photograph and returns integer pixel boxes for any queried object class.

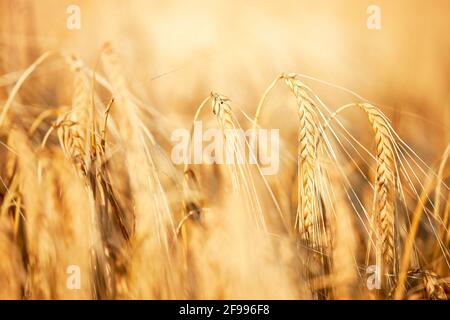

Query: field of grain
[0,0,449,300]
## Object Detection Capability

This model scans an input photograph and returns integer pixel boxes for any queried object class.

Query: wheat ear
[359,103,396,276]
[56,55,91,175]
[422,270,447,300]
[211,92,234,130]
[282,74,319,245]
[407,269,448,300]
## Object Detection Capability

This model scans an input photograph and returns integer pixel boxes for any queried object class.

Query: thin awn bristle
[210,92,268,232]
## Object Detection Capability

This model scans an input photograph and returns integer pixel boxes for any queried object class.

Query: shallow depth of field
[0,0,449,299]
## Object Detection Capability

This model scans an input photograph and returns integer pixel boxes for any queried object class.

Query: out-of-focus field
[0,0,448,300]
[2,0,449,158]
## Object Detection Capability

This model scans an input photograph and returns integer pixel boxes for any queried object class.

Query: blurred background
[1,0,449,162]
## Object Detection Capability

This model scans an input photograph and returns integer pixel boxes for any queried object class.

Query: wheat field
[0,0,449,300]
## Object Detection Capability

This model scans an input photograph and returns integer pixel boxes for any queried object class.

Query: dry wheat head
[281,74,320,246]
[359,103,396,275]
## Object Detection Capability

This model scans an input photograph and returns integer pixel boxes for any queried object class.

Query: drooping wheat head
[281,74,320,247]
[358,102,397,284]
[211,92,234,130]
[56,55,91,175]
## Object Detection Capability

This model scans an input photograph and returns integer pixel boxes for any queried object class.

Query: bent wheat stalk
[359,103,396,275]
[282,74,320,246]
[252,74,322,245]
[320,102,398,280]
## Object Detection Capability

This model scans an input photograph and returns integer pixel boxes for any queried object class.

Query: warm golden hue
[0,0,448,300]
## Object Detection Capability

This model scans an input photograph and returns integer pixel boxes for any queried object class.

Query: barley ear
[360,103,397,286]
[282,75,320,247]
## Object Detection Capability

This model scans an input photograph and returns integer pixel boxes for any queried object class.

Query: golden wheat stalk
[358,103,397,278]
[281,74,320,245]
[212,92,270,231]
[56,55,91,175]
